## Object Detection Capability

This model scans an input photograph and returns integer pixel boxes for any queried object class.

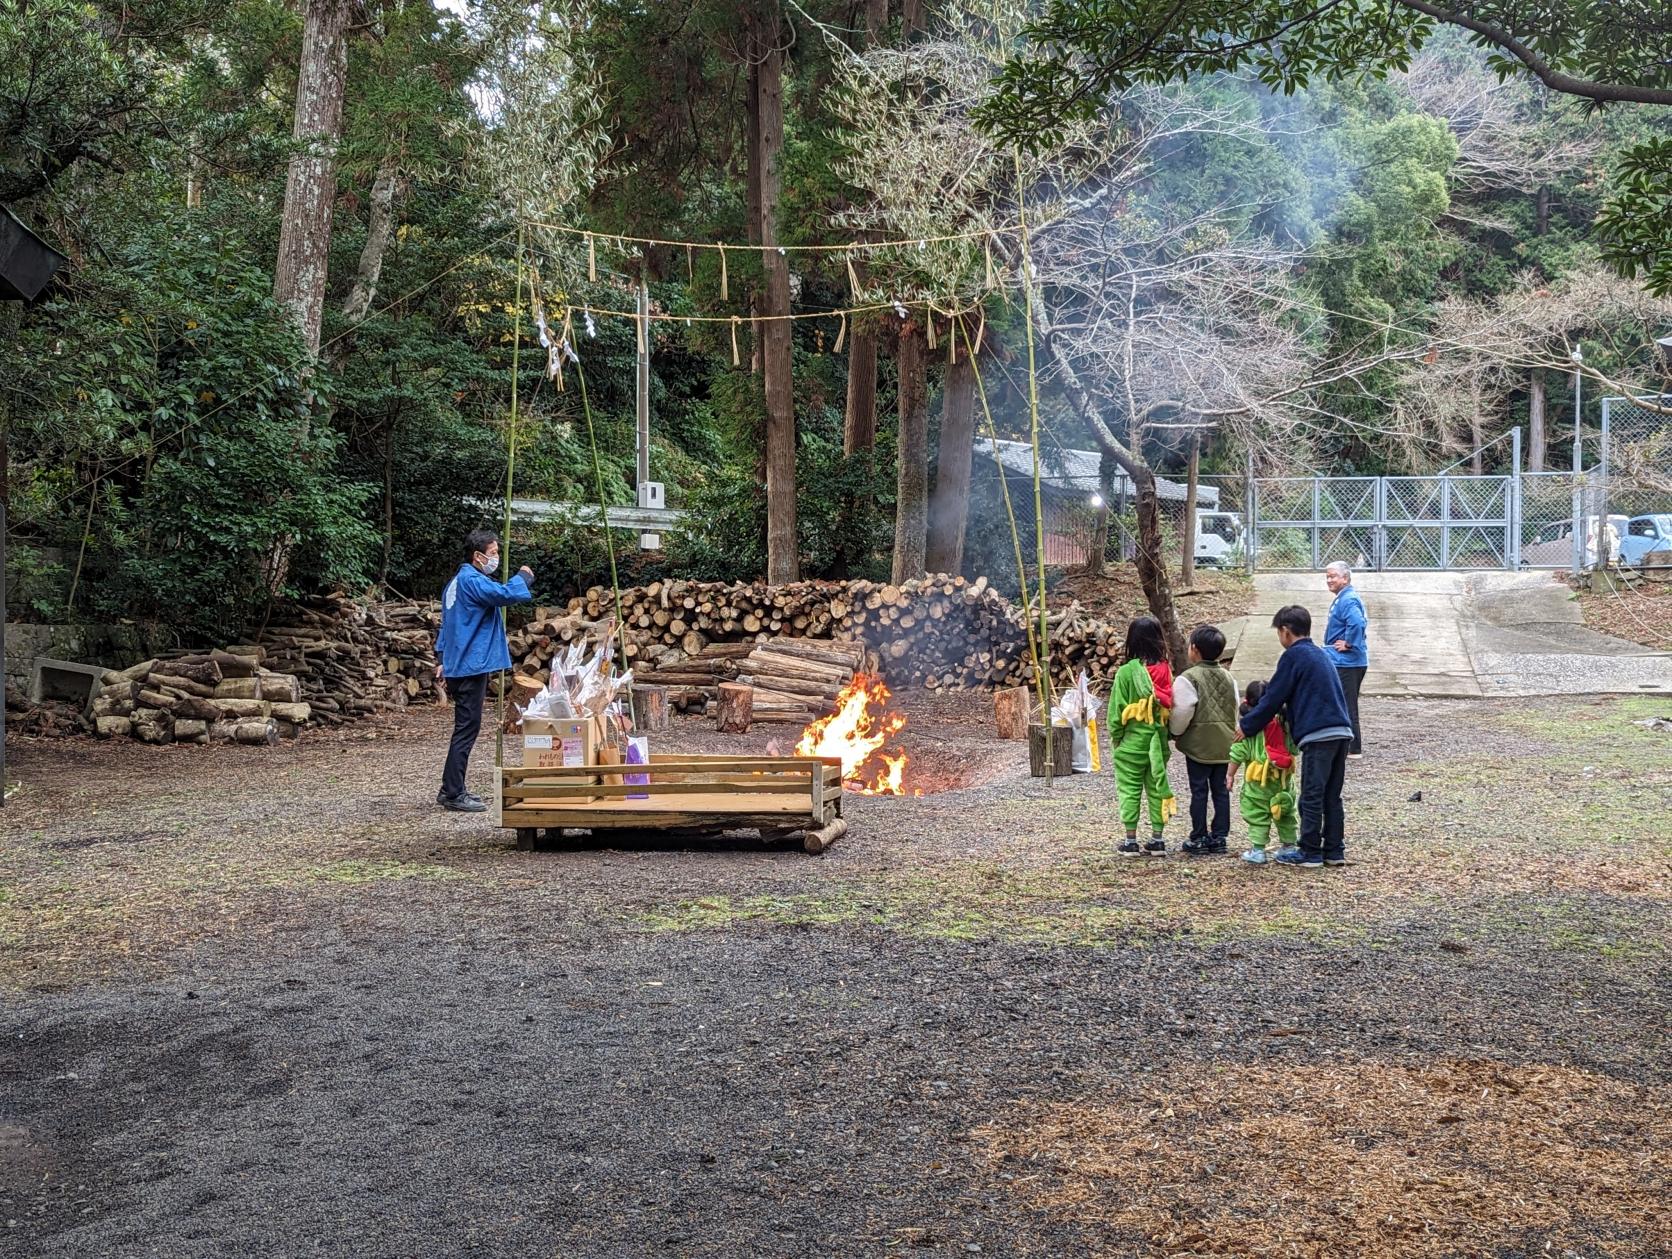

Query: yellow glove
[1161,796,1178,824]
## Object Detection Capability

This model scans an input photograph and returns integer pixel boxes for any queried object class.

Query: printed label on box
[524,734,554,750]
[561,736,586,767]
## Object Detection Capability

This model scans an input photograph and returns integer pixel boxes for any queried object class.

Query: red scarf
[1263,718,1293,771]
[1146,661,1174,710]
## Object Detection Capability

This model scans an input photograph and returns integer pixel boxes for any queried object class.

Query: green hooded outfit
[1107,657,1176,832]
[1229,718,1299,849]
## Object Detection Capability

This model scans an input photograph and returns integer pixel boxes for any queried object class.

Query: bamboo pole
[1015,161,1054,782]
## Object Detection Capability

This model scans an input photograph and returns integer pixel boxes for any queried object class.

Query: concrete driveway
[1226,570,1672,698]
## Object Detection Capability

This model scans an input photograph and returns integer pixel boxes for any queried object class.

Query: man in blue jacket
[434,529,534,812]
[1323,561,1368,757]
[1237,605,1355,867]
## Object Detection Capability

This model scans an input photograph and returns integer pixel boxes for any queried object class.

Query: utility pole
[634,277,662,550]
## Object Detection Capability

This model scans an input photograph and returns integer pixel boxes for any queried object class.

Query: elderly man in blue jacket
[434,529,534,812]
[1323,561,1368,757]
[1237,605,1355,867]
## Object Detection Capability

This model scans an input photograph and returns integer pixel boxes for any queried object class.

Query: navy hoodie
[1237,636,1353,745]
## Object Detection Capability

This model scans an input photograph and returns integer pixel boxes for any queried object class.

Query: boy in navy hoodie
[1236,605,1355,867]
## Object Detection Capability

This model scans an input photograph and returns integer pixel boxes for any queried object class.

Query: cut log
[1028,723,1073,778]
[630,684,670,733]
[210,648,260,677]
[173,719,209,741]
[257,673,302,704]
[137,688,179,712]
[217,698,271,719]
[994,686,1032,741]
[95,716,134,738]
[173,697,223,723]
[214,677,263,701]
[233,718,280,746]
[102,659,157,685]
[269,702,312,724]
[714,683,754,734]
[151,673,216,698]
[802,816,848,855]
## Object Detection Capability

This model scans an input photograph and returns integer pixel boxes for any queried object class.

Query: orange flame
[796,673,911,796]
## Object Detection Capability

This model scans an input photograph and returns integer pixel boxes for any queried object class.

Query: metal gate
[1250,474,1514,571]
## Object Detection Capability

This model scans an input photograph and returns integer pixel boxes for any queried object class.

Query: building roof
[972,437,1217,507]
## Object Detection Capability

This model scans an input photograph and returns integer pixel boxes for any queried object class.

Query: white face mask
[474,552,498,575]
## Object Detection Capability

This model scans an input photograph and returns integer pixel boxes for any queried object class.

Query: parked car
[1619,513,1672,568]
[1521,515,1623,568]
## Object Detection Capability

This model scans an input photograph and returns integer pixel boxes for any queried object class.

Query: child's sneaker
[1144,838,1167,856]
[1275,845,1300,861]
[1182,836,1225,856]
[1117,839,1142,858]
[1324,856,1348,867]
[1274,848,1323,868]
[1241,848,1267,865]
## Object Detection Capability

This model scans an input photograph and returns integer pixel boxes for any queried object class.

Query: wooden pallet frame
[495,753,848,854]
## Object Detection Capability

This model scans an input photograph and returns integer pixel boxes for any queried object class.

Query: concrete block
[29,657,105,715]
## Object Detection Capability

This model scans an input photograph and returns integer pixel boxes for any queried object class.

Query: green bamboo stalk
[1014,162,1054,781]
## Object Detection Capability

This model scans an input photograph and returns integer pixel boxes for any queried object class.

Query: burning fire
[796,673,913,796]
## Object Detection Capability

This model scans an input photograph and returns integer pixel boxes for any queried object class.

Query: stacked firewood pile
[255,593,441,722]
[544,574,1146,696]
[631,637,869,724]
[89,594,442,744]
[93,648,310,744]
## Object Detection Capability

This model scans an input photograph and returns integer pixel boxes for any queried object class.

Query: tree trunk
[1535,184,1550,236]
[1019,277,1187,668]
[751,16,797,583]
[994,685,1031,740]
[901,0,924,36]
[892,321,929,583]
[843,307,878,456]
[925,346,976,575]
[864,0,889,40]
[1132,466,1189,669]
[342,154,399,325]
[1529,367,1547,472]
[1180,430,1201,589]
[1470,371,1485,474]
[273,0,350,358]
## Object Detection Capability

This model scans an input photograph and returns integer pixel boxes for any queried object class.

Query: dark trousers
[440,672,488,800]
[1298,737,1349,860]
[1337,665,1366,754]
[1185,756,1231,842]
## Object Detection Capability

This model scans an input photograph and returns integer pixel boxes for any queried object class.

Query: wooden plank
[506,780,817,802]
[503,790,815,816]
[501,756,838,777]
[501,804,818,829]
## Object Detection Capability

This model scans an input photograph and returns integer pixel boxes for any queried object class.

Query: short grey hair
[1324,560,1352,577]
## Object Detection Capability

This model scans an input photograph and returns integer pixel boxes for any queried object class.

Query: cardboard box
[521,716,602,801]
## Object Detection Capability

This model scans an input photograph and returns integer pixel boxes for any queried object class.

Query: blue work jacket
[1237,637,1352,745]
[1324,585,1368,669]
[436,563,532,679]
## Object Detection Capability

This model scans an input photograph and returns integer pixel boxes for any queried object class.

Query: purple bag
[624,736,650,799]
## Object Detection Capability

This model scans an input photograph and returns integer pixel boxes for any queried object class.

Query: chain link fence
[1601,394,1672,569]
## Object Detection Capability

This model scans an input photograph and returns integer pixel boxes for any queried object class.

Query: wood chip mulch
[976,1059,1671,1258]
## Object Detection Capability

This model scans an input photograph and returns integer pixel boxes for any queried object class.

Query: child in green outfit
[1227,679,1300,866]
[1107,616,1176,858]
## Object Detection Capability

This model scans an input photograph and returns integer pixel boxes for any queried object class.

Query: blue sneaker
[1275,845,1300,861]
[1241,848,1267,865]
[1274,848,1323,868]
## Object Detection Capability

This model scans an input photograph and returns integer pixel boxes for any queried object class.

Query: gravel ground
[2,691,1668,1257]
